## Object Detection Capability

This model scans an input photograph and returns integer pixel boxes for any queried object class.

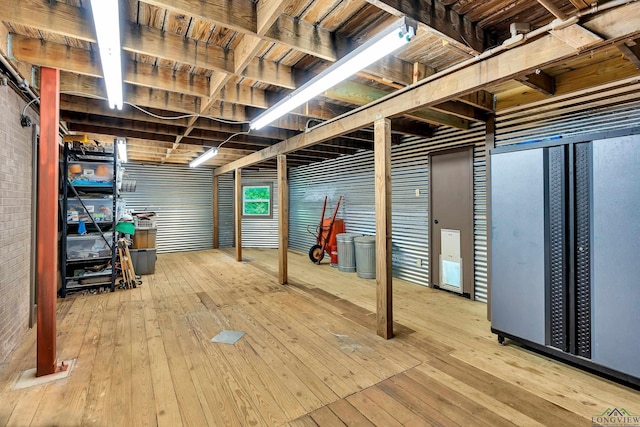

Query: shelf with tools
[59,142,119,297]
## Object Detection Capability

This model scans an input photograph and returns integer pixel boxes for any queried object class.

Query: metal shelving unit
[59,143,118,297]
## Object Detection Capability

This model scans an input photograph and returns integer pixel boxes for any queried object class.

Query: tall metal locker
[490,130,640,386]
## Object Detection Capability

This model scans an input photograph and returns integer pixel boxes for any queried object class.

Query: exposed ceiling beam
[456,91,494,111]
[212,2,640,175]
[364,0,485,53]
[568,0,590,10]
[618,41,640,69]
[496,56,640,110]
[59,73,202,114]
[516,70,556,96]
[427,101,487,122]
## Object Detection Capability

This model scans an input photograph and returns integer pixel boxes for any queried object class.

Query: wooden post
[37,67,60,376]
[235,168,242,262]
[374,117,393,339]
[213,175,219,249]
[277,155,288,285]
[485,114,496,321]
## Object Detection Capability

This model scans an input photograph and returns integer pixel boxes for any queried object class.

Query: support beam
[517,70,556,96]
[365,0,485,53]
[37,67,60,377]
[213,2,640,175]
[456,91,494,112]
[277,154,288,285]
[618,42,640,69]
[213,175,219,249]
[235,169,242,262]
[374,117,393,339]
[536,0,567,20]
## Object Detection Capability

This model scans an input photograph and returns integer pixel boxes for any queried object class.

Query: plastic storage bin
[337,233,363,272]
[66,233,112,261]
[354,236,376,279]
[132,228,157,249]
[67,161,114,187]
[129,249,157,275]
[65,196,114,224]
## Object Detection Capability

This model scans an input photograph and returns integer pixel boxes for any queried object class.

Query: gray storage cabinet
[490,131,640,386]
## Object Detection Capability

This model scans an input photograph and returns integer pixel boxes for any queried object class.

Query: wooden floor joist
[1,248,638,426]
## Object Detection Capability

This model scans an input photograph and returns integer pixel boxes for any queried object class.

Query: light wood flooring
[0,248,638,426]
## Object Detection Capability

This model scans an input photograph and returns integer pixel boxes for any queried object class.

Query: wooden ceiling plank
[0,0,94,41]
[263,14,338,61]
[143,0,256,34]
[213,1,640,175]
[568,0,590,11]
[122,23,233,74]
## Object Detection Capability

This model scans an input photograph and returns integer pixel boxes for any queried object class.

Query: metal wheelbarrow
[307,195,343,264]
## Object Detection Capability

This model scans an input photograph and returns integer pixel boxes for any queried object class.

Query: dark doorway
[429,147,474,298]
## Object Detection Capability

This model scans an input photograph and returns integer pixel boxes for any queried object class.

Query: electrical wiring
[21,90,254,152]
[56,90,252,125]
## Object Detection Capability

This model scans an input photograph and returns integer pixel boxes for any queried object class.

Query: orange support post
[36,67,60,377]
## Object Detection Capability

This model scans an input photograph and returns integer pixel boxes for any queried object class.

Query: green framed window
[242,184,272,217]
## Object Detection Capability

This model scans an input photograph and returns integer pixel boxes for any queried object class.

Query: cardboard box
[132,228,157,249]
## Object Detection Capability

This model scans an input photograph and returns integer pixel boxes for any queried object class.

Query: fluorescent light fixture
[116,137,127,162]
[90,0,123,110]
[250,17,416,131]
[190,147,218,168]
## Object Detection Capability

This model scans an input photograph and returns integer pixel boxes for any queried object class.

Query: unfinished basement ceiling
[0,0,639,168]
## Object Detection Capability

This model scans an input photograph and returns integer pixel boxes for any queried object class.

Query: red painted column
[36,67,60,377]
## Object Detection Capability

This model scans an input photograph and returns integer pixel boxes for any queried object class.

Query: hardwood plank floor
[0,248,638,426]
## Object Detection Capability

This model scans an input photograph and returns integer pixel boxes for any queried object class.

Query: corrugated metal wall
[121,163,213,253]
[495,81,640,146]
[218,170,279,248]
[218,174,235,248]
[289,124,488,300]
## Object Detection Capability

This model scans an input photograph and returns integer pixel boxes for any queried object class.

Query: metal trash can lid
[354,236,376,245]
[336,233,363,242]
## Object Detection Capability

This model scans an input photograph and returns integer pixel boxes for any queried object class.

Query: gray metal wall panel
[218,175,234,248]
[496,83,640,147]
[121,163,213,253]
[490,149,546,345]
[289,125,487,298]
[591,135,640,378]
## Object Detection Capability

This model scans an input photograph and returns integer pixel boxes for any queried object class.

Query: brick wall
[0,84,36,364]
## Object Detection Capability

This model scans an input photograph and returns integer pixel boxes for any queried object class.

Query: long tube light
[190,147,219,168]
[250,17,416,131]
[116,137,127,162]
[90,0,123,110]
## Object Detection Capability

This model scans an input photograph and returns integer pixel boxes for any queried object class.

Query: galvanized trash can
[337,233,362,272]
[355,236,376,279]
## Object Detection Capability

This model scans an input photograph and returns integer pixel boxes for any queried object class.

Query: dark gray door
[429,147,474,297]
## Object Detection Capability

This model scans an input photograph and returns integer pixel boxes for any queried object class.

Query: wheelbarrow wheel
[309,244,325,264]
